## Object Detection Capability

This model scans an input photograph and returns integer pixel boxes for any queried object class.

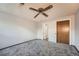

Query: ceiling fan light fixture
[29,5,53,18]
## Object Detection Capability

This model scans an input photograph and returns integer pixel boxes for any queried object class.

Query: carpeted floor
[0,39,79,56]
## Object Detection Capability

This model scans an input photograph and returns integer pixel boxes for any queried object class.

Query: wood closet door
[57,20,70,44]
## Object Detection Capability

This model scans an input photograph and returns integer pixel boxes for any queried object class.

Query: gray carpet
[0,39,79,56]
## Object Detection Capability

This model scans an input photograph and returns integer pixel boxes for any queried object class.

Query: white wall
[0,11,37,49]
[75,9,79,50]
[37,23,43,39]
[37,14,75,45]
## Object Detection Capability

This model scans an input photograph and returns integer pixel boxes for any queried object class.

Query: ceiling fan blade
[29,7,38,12]
[34,13,40,18]
[42,12,48,17]
[44,5,53,11]
[19,3,25,6]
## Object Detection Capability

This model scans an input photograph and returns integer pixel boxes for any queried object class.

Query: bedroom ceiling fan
[29,5,53,18]
[19,3,53,18]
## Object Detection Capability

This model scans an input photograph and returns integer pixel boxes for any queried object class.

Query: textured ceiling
[0,3,79,22]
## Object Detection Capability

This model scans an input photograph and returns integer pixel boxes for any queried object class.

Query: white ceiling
[0,3,79,22]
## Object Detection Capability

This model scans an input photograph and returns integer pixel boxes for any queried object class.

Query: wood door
[57,20,70,44]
